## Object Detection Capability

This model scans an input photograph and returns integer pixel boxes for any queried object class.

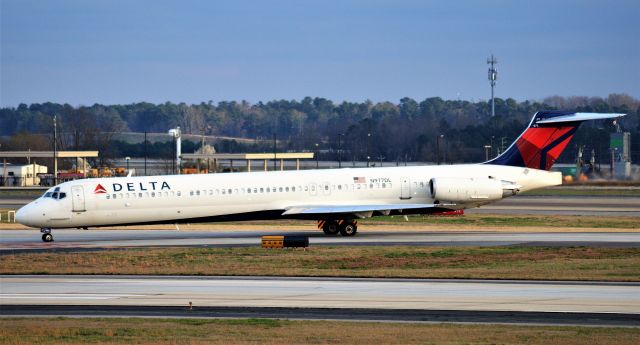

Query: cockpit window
[44,192,53,198]
[54,187,60,192]
[58,192,66,199]
[52,192,59,199]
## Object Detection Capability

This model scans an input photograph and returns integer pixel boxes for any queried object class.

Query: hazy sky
[1,0,638,107]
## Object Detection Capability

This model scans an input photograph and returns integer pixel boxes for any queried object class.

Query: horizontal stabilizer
[536,112,625,124]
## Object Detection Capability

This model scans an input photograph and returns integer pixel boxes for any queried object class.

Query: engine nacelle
[429,177,517,203]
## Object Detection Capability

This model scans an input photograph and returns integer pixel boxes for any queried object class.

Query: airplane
[16,111,625,242]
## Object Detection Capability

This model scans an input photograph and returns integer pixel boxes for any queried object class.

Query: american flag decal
[353,177,366,183]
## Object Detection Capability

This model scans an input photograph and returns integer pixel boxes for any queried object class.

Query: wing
[282,203,456,218]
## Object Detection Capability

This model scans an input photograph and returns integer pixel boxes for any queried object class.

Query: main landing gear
[318,220,358,236]
[40,228,53,242]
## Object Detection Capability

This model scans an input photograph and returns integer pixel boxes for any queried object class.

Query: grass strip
[0,317,638,345]
[2,246,639,281]
[360,214,640,228]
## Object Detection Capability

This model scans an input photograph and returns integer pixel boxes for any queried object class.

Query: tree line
[1,94,638,166]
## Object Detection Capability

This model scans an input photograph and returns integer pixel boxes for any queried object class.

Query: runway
[3,195,640,216]
[466,196,640,216]
[2,230,640,253]
[1,276,639,326]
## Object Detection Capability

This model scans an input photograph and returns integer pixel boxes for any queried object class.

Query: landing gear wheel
[322,221,340,235]
[339,223,358,236]
[42,233,53,242]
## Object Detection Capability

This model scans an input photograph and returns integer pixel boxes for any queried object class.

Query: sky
[1,0,638,107]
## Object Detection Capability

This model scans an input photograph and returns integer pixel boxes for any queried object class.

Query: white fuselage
[16,164,561,229]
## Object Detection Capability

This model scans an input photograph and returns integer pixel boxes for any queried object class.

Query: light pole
[484,145,491,161]
[125,157,130,174]
[366,133,371,167]
[436,134,444,165]
[315,143,319,169]
[338,133,344,168]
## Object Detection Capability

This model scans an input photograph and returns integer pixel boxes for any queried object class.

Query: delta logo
[94,184,107,194]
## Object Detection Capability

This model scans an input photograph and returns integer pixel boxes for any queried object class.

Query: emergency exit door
[71,185,86,212]
[400,177,412,199]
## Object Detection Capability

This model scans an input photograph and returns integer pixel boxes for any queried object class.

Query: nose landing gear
[40,228,53,242]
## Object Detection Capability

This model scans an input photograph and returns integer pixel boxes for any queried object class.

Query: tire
[42,233,53,242]
[322,221,340,235]
[339,223,357,236]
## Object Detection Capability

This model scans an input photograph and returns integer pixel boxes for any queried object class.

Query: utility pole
[53,114,57,185]
[273,133,277,171]
[487,54,498,117]
[144,131,147,176]
[338,133,343,168]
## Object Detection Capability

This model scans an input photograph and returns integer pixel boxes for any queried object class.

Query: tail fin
[486,111,625,171]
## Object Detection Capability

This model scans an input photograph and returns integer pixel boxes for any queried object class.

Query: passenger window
[106,194,111,199]
[151,192,156,197]
[139,193,143,198]
[420,182,424,188]
[279,187,283,192]
[260,188,264,193]
[177,191,181,197]
[292,186,296,192]
[285,187,289,192]
[253,188,257,193]
[338,185,342,190]
[113,194,117,199]
[382,183,386,188]
[247,188,251,194]
[369,184,373,189]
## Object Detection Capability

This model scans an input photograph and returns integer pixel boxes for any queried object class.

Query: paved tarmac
[466,196,640,216]
[1,276,639,326]
[2,230,640,253]
[3,195,640,216]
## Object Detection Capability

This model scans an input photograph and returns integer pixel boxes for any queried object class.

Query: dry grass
[0,317,638,345]
[2,246,639,281]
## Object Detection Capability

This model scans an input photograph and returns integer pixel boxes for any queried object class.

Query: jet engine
[429,177,519,203]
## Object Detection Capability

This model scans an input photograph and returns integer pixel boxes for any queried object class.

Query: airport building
[0,163,48,187]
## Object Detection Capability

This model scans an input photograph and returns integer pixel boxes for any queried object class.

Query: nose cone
[15,204,36,227]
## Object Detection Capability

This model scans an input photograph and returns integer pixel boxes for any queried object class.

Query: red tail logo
[94,184,107,194]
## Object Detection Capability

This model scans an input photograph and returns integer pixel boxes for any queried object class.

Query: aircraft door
[71,185,86,212]
[400,177,412,200]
